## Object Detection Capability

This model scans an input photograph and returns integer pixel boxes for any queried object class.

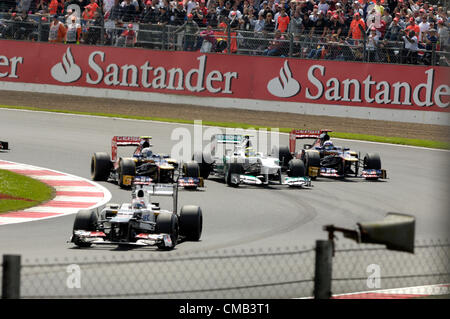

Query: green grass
[0,169,55,214]
[1,104,449,150]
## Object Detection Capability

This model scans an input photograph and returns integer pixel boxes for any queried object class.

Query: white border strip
[1,81,449,126]
[1,107,448,153]
[0,160,111,226]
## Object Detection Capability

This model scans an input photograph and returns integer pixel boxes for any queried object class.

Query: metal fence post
[431,43,436,66]
[313,240,333,299]
[289,34,293,57]
[37,17,42,42]
[227,26,231,55]
[2,255,21,299]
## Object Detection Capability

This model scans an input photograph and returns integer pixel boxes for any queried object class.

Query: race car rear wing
[212,134,244,144]
[289,129,332,153]
[111,136,152,161]
[134,183,178,213]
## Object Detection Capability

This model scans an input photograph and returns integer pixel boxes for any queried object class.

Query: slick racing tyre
[364,153,381,170]
[192,151,212,179]
[118,158,136,188]
[179,205,203,241]
[304,151,320,179]
[226,162,244,187]
[72,210,98,248]
[288,159,306,177]
[183,161,200,178]
[156,213,179,250]
[272,145,292,168]
[183,162,201,189]
[91,152,111,181]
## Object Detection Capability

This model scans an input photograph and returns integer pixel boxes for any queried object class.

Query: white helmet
[142,147,153,158]
[323,140,334,150]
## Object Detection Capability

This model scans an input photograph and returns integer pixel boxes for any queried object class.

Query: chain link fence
[0,13,447,66]
[1,239,448,299]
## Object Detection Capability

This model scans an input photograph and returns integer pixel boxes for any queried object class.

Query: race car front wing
[70,230,174,248]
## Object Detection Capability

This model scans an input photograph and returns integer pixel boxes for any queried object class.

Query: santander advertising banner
[0,40,448,112]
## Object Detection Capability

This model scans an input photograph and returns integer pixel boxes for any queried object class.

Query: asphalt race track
[0,108,449,298]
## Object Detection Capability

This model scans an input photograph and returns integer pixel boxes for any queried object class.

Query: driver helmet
[132,199,145,209]
[141,147,153,158]
[323,140,334,150]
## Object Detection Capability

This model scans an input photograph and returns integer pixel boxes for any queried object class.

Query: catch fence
[0,13,447,66]
[1,239,448,298]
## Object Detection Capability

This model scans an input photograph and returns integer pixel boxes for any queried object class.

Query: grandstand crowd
[0,0,448,65]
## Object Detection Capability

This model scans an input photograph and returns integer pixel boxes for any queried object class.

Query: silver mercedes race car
[69,182,202,250]
[193,134,311,188]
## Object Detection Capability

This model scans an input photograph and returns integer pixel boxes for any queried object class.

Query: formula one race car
[193,134,311,187]
[275,129,387,180]
[70,182,203,250]
[91,136,203,189]
[0,140,9,151]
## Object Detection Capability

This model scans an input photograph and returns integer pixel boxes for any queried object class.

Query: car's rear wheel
[273,145,292,168]
[288,159,305,177]
[304,151,320,179]
[192,151,212,179]
[156,213,179,250]
[91,152,111,181]
[179,205,203,241]
[226,162,244,187]
[72,210,98,248]
[118,158,136,188]
[183,162,200,189]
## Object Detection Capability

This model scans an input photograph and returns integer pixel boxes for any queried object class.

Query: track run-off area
[0,108,448,298]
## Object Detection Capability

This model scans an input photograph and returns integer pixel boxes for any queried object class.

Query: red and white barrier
[0,40,448,125]
[0,160,111,225]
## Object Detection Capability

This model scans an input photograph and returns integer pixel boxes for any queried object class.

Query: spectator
[263,29,287,56]
[121,0,137,22]
[277,7,289,33]
[254,12,265,32]
[85,10,103,44]
[108,0,124,21]
[366,26,379,61]
[331,13,345,37]
[206,2,219,27]
[174,13,199,51]
[48,14,66,42]
[199,24,216,52]
[422,27,438,65]
[82,0,99,21]
[287,7,302,35]
[116,23,136,46]
[157,6,171,25]
[382,7,392,26]
[48,0,63,16]
[263,12,275,32]
[401,29,418,64]
[385,17,403,41]
[418,16,431,42]
[140,1,158,23]
[301,12,314,35]
[317,0,329,16]
[65,15,82,43]
[437,20,448,51]
[347,12,365,44]
[312,11,327,37]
